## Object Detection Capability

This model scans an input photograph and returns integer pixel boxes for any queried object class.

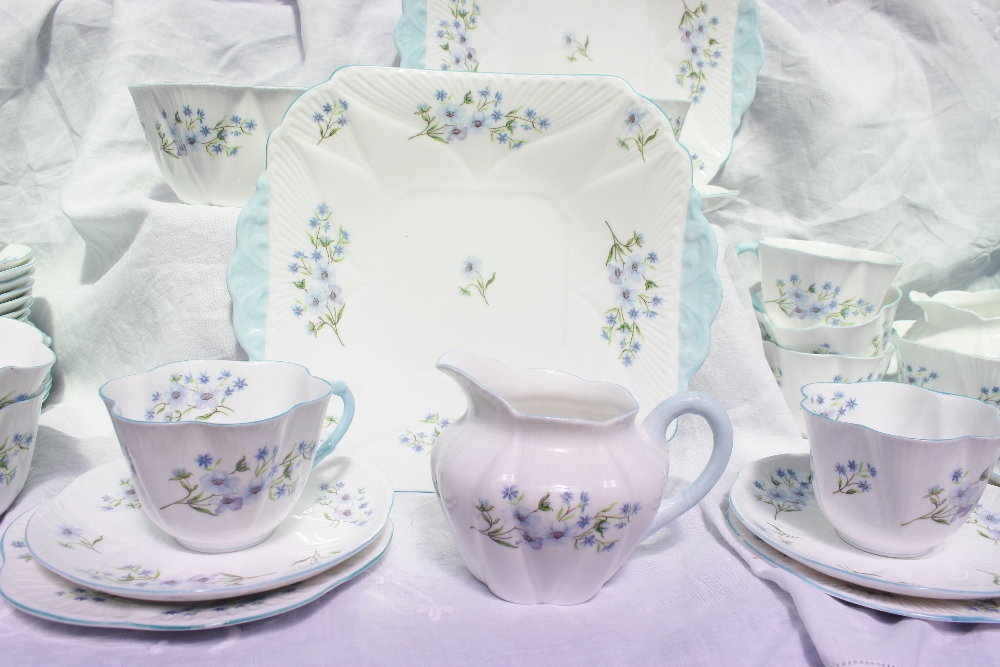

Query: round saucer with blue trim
[730,454,1000,600]
[726,507,1000,623]
[25,455,392,602]
[3,506,392,631]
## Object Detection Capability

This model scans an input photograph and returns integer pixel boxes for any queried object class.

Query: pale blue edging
[395,0,427,69]
[228,66,721,389]
[391,0,766,177]
[725,508,997,624]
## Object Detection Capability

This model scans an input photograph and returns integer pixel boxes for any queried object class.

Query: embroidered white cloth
[1,0,998,664]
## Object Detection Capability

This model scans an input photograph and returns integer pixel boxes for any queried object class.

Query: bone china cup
[736,239,902,330]
[802,381,1000,558]
[894,333,1000,405]
[0,392,44,514]
[100,360,355,552]
[906,290,1000,358]
[0,318,55,407]
[129,84,307,207]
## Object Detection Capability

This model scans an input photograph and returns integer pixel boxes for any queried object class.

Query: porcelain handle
[734,242,764,312]
[313,381,356,466]
[640,391,733,541]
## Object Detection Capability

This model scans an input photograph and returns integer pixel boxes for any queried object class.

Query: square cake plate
[228,65,721,491]
[394,0,764,196]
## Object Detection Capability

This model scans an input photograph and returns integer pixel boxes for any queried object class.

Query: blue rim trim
[730,454,1000,598]
[24,459,394,600]
[393,0,765,182]
[228,65,720,390]
[725,507,998,624]
[98,358,333,427]
[799,378,1000,441]
[2,507,394,631]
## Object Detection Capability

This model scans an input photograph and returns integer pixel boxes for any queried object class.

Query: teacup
[802,381,1000,557]
[762,340,894,437]
[0,318,56,409]
[129,84,307,207]
[907,290,1000,358]
[754,286,900,357]
[100,360,354,552]
[736,239,902,329]
[0,390,44,514]
[894,333,1000,405]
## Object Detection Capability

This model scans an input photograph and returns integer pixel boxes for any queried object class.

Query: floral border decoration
[412,88,550,149]
[155,107,256,158]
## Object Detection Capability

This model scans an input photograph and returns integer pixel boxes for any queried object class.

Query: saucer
[4,507,393,631]
[26,455,393,602]
[730,454,1000,600]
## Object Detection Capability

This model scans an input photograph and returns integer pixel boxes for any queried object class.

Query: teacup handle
[640,391,733,541]
[734,242,764,312]
[313,380,356,466]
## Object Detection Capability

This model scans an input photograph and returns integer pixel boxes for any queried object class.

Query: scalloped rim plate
[3,506,393,631]
[731,453,1000,600]
[228,65,721,492]
[393,0,763,191]
[26,455,393,602]
[726,506,1000,623]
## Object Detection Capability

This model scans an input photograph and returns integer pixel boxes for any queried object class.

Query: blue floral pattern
[154,107,256,158]
[435,0,480,71]
[475,487,641,552]
[901,364,938,387]
[0,390,32,410]
[458,257,495,304]
[767,275,872,325]
[752,468,813,519]
[316,481,374,528]
[82,566,271,589]
[147,370,247,422]
[616,107,659,162]
[564,32,592,62]
[313,100,349,144]
[160,442,316,516]
[398,412,453,454]
[970,505,1000,544]
[56,525,103,553]
[980,387,1000,407]
[807,390,858,420]
[602,222,661,367]
[289,204,351,344]
[0,431,33,486]
[676,1,722,103]
[833,461,876,494]
[902,467,990,526]
[100,477,140,511]
[411,88,551,149]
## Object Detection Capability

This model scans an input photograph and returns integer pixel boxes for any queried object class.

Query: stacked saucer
[737,239,902,436]
[8,455,394,630]
[0,244,35,323]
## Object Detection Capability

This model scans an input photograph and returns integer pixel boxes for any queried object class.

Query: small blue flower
[789,274,799,283]
[182,105,192,117]
[145,409,156,421]
[313,112,325,123]
[339,99,348,110]
[199,125,212,137]
[297,441,309,453]
[580,492,590,507]
[561,491,574,504]
[776,469,787,479]
[501,485,518,501]
[292,305,304,317]
[847,460,858,472]
[196,454,214,469]
[335,115,347,127]
[538,117,550,130]
[952,469,965,483]
[524,109,536,120]
[858,480,871,492]
[845,398,857,409]
[835,463,847,475]
[435,89,448,102]
[199,373,210,384]
[211,143,224,155]
[621,353,634,367]
[580,534,596,547]
[868,466,877,477]
[245,119,257,131]
[754,480,765,490]
[496,133,508,144]
[322,103,333,114]
[478,87,490,99]
[832,375,844,383]
[821,282,833,291]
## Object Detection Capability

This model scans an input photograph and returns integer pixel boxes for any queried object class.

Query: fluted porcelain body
[431,350,733,605]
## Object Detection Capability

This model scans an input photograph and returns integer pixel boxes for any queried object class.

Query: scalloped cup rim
[436,350,639,426]
[909,289,1000,321]
[99,359,333,426]
[759,238,902,266]
[763,339,896,362]
[0,319,55,374]
[799,380,1000,442]
[896,330,1000,364]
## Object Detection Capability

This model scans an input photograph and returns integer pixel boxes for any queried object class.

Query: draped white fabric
[1,0,998,664]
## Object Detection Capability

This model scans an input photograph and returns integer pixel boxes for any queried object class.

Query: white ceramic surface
[0,393,43,515]
[3,507,393,631]
[0,283,32,307]
[232,65,723,493]
[726,507,1000,623]
[129,84,307,207]
[731,453,1000,599]
[699,184,740,213]
[894,333,1000,405]
[99,360,355,552]
[0,259,35,285]
[5,305,30,322]
[0,244,32,272]
[25,455,392,602]
[431,350,733,604]
[0,318,55,408]
[404,0,752,191]
[0,267,34,295]
[761,339,894,437]
[906,290,1000,358]
[802,381,1000,557]
[0,294,30,316]
[738,239,902,330]
[755,286,900,357]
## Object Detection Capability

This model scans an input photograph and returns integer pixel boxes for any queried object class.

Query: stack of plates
[0,244,50,402]
[2,455,394,630]
[728,454,1000,623]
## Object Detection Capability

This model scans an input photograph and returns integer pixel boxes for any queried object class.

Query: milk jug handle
[313,380,356,466]
[640,392,733,541]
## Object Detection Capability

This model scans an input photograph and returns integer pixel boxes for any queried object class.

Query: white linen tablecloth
[1,0,999,664]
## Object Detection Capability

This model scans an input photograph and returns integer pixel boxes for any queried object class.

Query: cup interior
[0,320,53,369]
[761,239,902,265]
[102,361,331,424]
[802,381,1000,440]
